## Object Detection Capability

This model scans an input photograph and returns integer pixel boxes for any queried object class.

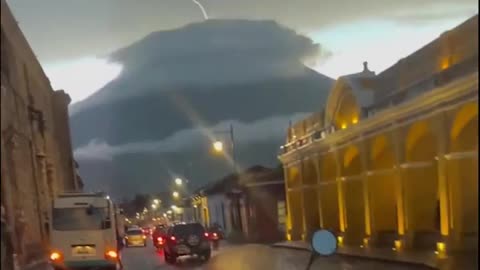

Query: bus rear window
[52,207,107,231]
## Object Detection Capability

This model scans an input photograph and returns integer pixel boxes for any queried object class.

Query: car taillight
[105,250,118,261]
[170,236,176,242]
[142,235,147,239]
[213,233,218,237]
[204,232,209,238]
[157,237,164,244]
[49,251,63,262]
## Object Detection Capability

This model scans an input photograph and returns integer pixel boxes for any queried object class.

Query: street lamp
[151,204,157,210]
[172,191,179,198]
[153,199,160,205]
[213,141,224,152]
[211,124,237,173]
[175,178,183,186]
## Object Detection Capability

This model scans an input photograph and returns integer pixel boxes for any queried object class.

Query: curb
[271,243,312,252]
[271,243,439,269]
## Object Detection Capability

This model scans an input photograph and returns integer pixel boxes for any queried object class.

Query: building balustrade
[280,55,478,155]
[366,56,477,117]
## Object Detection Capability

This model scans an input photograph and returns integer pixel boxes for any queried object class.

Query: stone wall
[1,0,78,267]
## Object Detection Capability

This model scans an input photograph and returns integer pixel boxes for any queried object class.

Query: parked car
[163,223,211,264]
[125,228,147,247]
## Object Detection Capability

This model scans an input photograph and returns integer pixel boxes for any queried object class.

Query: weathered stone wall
[1,0,78,266]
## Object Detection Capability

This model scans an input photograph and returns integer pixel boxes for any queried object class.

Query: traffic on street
[45,200,434,270]
[118,239,432,270]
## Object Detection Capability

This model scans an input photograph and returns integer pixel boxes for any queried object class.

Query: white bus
[49,192,122,270]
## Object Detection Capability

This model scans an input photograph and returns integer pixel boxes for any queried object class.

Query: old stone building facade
[1,0,81,267]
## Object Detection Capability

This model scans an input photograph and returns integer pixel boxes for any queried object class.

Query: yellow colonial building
[279,15,478,255]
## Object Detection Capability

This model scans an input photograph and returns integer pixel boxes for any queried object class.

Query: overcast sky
[7,0,478,102]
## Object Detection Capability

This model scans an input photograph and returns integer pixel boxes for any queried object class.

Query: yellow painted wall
[368,136,397,233]
[341,146,365,244]
[447,102,478,247]
[302,188,320,236]
[288,190,303,240]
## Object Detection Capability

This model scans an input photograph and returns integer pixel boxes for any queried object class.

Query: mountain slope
[69,19,334,198]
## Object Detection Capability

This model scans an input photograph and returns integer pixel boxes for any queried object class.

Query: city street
[2,1,477,270]
[120,240,431,270]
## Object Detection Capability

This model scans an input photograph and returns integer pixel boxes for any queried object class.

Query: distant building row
[189,165,287,243]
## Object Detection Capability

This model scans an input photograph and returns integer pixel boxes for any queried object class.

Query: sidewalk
[272,241,477,270]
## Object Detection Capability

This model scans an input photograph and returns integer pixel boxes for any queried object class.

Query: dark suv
[163,223,211,264]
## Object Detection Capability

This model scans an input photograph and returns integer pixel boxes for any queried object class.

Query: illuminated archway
[450,102,478,150]
[368,135,398,247]
[318,152,340,232]
[404,121,439,249]
[285,165,303,240]
[341,145,365,245]
[448,102,478,248]
[325,80,362,129]
[302,157,320,237]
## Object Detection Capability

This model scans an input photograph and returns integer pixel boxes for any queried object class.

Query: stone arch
[368,135,398,247]
[450,102,478,151]
[371,135,395,169]
[341,145,365,244]
[343,145,362,176]
[448,102,478,246]
[404,120,439,249]
[406,121,437,162]
[325,80,362,129]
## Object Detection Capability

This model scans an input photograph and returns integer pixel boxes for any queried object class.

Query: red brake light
[49,251,62,262]
[204,232,209,238]
[213,233,218,237]
[157,237,164,244]
[105,250,118,260]
[170,236,176,241]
